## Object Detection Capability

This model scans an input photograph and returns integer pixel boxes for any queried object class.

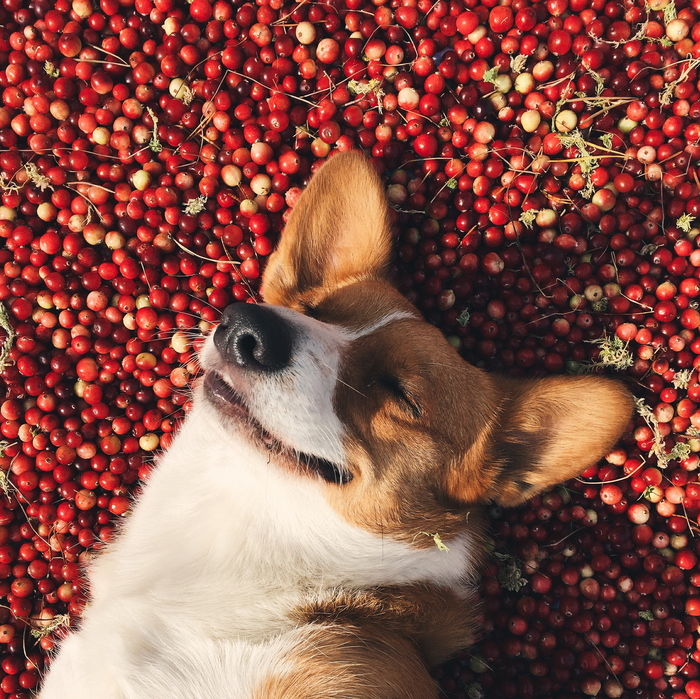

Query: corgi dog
[39,151,633,699]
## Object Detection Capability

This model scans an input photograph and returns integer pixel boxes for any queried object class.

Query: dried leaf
[677,214,696,233]
[586,334,633,371]
[24,163,53,192]
[43,61,60,78]
[556,130,600,198]
[635,397,688,468]
[509,54,527,74]
[660,58,700,106]
[418,531,449,552]
[663,0,677,24]
[147,107,162,153]
[600,133,614,149]
[0,302,14,373]
[482,66,500,86]
[586,68,606,96]
[493,551,527,592]
[519,209,538,229]
[182,195,208,215]
[673,369,694,389]
[30,614,70,638]
[456,308,471,327]
[348,79,385,113]
[0,470,12,499]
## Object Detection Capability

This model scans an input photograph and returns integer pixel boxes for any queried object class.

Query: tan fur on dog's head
[260,151,633,545]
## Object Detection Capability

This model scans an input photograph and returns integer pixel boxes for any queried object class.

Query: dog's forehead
[285,281,469,381]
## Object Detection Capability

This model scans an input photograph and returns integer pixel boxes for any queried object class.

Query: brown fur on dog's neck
[253,584,479,699]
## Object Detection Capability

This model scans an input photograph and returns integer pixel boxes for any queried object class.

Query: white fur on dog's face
[199,305,349,467]
[198,304,418,480]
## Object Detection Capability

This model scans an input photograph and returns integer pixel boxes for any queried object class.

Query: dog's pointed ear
[260,152,393,307]
[488,376,633,507]
[446,376,633,508]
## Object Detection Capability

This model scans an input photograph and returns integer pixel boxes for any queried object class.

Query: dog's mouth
[202,372,352,484]
[203,372,277,448]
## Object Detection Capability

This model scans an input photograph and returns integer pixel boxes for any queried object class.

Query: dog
[39,151,633,698]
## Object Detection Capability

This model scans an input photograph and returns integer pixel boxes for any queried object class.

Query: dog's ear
[446,376,633,508]
[487,376,634,507]
[260,152,393,307]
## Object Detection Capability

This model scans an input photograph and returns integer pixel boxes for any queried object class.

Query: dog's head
[198,152,632,547]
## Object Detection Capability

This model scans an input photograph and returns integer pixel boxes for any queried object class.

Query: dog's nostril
[214,304,294,371]
[234,333,259,366]
[232,327,291,370]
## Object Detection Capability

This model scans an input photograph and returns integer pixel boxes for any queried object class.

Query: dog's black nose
[213,304,294,371]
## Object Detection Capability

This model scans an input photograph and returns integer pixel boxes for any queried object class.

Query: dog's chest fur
[40,405,479,699]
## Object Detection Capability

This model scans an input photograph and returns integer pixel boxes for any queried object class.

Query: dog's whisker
[319,361,367,398]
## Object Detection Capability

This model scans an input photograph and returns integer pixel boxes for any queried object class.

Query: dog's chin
[203,371,352,484]
[202,371,278,450]
[201,371,352,484]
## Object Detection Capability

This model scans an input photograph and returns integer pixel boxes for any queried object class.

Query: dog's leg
[251,623,440,699]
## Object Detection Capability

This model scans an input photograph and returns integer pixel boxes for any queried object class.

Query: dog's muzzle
[213,304,294,371]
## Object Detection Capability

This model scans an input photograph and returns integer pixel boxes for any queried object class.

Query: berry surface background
[0,0,699,696]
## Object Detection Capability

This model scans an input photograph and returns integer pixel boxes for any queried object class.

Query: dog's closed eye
[378,375,423,419]
[299,301,321,319]
[297,451,352,485]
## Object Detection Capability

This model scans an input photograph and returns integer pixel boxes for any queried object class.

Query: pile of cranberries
[0,0,699,695]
